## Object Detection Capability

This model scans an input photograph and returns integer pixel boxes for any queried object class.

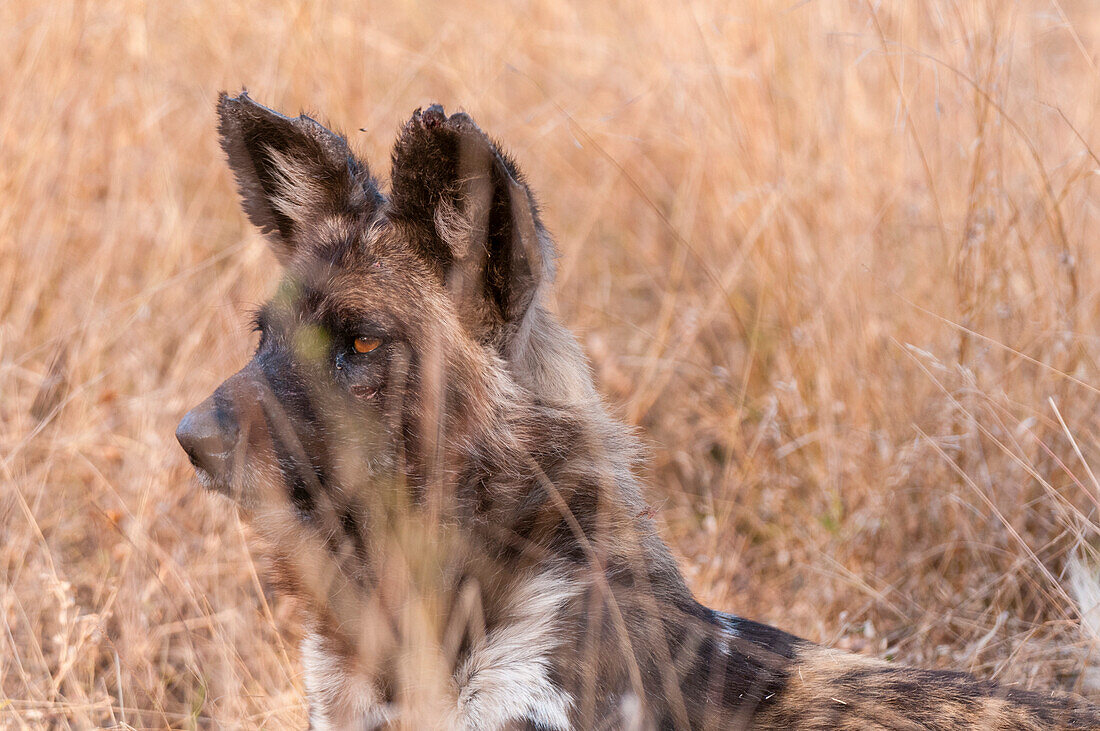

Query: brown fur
[754,645,1099,730]
[176,92,1100,730]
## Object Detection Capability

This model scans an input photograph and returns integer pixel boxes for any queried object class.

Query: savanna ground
[2,0,1100,727]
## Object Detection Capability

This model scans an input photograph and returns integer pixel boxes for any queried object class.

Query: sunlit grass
[2,0,1099,726]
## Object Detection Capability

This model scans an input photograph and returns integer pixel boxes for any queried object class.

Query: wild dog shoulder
[753,644,1100,730]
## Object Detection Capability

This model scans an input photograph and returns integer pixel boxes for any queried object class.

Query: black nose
[176,395,238,478]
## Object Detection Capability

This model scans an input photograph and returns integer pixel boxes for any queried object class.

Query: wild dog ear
[389,106,553,344]
[216,91,383,263]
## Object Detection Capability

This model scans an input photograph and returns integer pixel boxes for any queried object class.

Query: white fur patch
[301,632,392,730]
[300,569,580,729]
[1068,555,1100,692]
[717,612,742,638]
[434,197,475,258]
[617,692,647,730]
[263,147,325,223]
[452,569,580,730]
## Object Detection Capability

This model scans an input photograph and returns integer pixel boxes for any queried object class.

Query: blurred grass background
[2,0,1100,727]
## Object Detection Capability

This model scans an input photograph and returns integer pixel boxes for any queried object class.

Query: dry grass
[3,0,1100,727]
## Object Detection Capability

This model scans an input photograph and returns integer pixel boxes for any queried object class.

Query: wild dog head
[175,93,571,599]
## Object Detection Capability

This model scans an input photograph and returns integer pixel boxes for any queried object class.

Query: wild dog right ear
[389,106,555,345]
[216,91,382,263]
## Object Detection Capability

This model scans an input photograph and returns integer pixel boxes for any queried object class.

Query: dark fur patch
[389,106,551,346]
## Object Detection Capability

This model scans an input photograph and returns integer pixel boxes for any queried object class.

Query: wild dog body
[177,94,1100,729]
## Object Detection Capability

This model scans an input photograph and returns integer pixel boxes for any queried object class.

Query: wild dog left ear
[389,106,553,344]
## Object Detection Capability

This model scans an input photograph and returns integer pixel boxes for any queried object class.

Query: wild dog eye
[353,337,381,354]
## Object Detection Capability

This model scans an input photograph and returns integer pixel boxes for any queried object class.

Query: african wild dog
[177,91,1100,729]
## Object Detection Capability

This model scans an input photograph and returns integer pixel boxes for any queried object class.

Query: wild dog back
[177,94,1100,730]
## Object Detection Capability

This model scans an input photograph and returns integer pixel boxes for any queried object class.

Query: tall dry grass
[2,0,1099,727]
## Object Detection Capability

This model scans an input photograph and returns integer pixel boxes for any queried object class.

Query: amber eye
[352,337,381,354]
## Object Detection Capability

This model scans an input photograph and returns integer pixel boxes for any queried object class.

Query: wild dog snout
[176,393,238,482]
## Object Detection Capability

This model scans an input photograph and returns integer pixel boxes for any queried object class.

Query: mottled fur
[176,92,1100,730]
